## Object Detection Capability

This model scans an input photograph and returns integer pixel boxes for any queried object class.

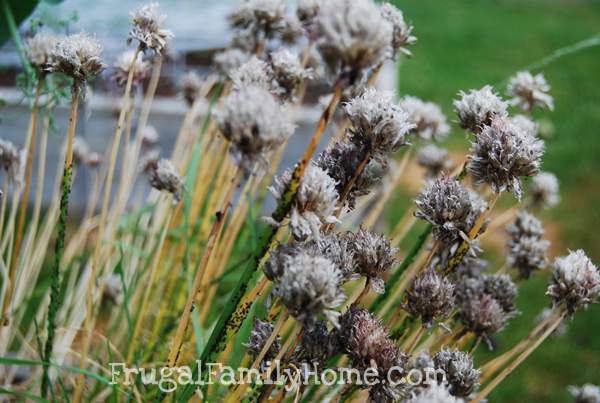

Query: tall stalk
[41,82,81,397]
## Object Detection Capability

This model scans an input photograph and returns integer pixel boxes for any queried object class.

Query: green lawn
[390,0,600,401]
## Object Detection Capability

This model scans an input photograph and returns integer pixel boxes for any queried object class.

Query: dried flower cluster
[506,211,550,278]
[399,96,450,142]
[0,139,26,186]
[379,2,416,59]
[453,85,508,133]
[530,171,560,209]
[25,31,60,74]
[112,50,150,87]
[146,158,184,202]
[417,144,453,178]
[47,32,105,84]
[507,71,554,112]
[128,2,173,54]
[404,269,455,327]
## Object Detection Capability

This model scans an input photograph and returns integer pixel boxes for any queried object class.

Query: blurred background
[1,0,599,401]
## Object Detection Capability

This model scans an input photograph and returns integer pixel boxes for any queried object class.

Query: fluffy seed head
[147,158,183,202]
[399,96,450,142]
[25,31,60,73]
[433,349,480,398]
[511,114,539,137]
[112,50,150,87]
[297,0,320,24]
[404,269,455,327]
[230,56,272,91]
[228,0,287,41]
[47,32,105,83]
[0,139,26,187]
[417,144,452,178]
[72,137,91,166]
[547,250,600,315]
[459,293,511,337]
[530,171,560,209]
[409,383,465,403]
[507,71,554,112]
[269,48,312,100]
[415,177,476,245]
[507,210,545,239]
[316,0,392,77]
[272,252,344,327]
[453,85,508,133]
[129,2,173,54]
[213,48,251,77]
[181,71,202,106]
[214,84,294,172]
[244,318,280,364]
[507,213,550,279]
[468,117,544,199]
[141,125,160,147]
[346,228,396,294]
[269,162,339,241]
[568,384,600,403]
[379,3,416,59]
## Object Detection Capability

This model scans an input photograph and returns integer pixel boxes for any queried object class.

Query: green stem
[1,0,34,78]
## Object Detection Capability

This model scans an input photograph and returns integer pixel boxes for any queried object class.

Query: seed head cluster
[399,96,450,142]
[453,85,508,133]
[128,2,173,54]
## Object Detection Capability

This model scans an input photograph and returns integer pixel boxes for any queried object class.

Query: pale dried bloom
[141,125,160,147]
[507,70,554,112]
[547,250,600,315]
[404,269,455,327]
[269,162,339,241]
[244,318,280,364]
[468,117,544,199]
[101,275,123,305]
[0,139,26,187]
[230,56,272,91]
[339,306,409,402]
[399,96,450,142]
[269,48,312,100]
[569,384,600,403]
[409,383,465,403]
[128,2,173,54]
[379,3,416,59]
[507,212,550,279]
[453,85,508,133]
[214,84,294,172]
[455,274,518,314]
[418,144,452,178]
[345,88,414,155]
[306,234,357,280]
[530,171,560,209]
[272,252,344,327]
[415,177,476,245]
[147,158,184,202]
[511,114,539,137]
[228,0,287,42]
[433,349,481,398]
[346,228,396,294]
[213,48,251,77]
[455,255,489,279]
[316,140,388,208]
[316,0,392,78]
[72,137,91,166]
[181,71,202,107]
[25,31,60,73]
[112,50,150,87]
[47,32,105,83]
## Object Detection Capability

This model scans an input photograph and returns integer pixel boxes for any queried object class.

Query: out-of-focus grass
[389,0,600,401]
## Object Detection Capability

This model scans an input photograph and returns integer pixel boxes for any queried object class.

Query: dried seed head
[459,293,511,337]
[147,158,184,202]
[507,71,554,112]
[48,32,105,83]
[409,383,465,403]
[507,210,545,239]
[316,140,388,209]
[455,256,489,279]
[298,321,340,364]
[417,144,452,178]
[213,48,251,77]
[415,177,476,245]
[25,31,60,73]
[399,96,449,142]
[214,84,294,173]
[547,250,600,315]
[530,171,560,209]
[112,50,150,87]
[316,0,392,77]
[0,139,26,187]
[269,48,312,100]
[379,3,416,59]
[511,114,539,137]
[346,228,396,294]
[272,252,344,327]
[101,275,124,305]
[507,232,550,279]
[280,14,304,44]
[244,318,281,364]
[433,348,481,398]
[306,234,357,280]
[230,56,272,91]
[568,384,600,403]
[345,89,414,155]
[141,125,160,147]
[128,2,173,54]
[468,117,544,199]
[339,306,409,401]
[228,0,287,41]
[482,274,518,313]
[269,162,339,241]
[453,85,508,133]
[139,149,160,173]
[181,71,202,107]
[404,269,455,327]
[297,0,320,25]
